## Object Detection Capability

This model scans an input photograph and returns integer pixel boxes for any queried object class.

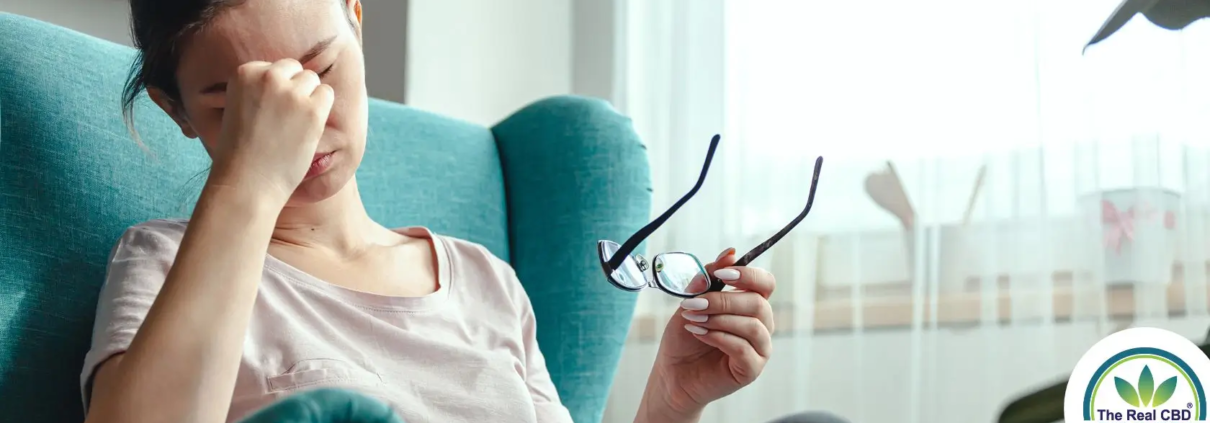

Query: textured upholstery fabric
[238,389,405,423]
[767,411,852,423]
[495,98,651,423]
[0,12,649,423]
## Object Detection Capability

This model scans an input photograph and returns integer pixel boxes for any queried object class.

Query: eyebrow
[200,35,339,95]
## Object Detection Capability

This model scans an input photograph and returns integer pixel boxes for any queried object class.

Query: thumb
[310,84,336,123]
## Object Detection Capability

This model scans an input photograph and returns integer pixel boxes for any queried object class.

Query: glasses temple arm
[607,134,722,270]
[734,156,824,267]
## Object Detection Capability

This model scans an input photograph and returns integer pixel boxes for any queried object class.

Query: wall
[404,0,617,126]
[1,0,620,127]
[572,0,616,101]
[360,0,409,103]
[0,0,132,46]
[0,0,409,103]
[405,0,573,126]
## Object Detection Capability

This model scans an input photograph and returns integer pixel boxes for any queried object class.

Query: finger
[681,291,773,332]
[684,273,709,294]
[266,59,305,82]
[684,326,766,384]
[683,314,772,358]
[290,70,321,96]
[712,266,776,299]
[234,60,273,81]
[704,247,737,275]
[309,84,335,122]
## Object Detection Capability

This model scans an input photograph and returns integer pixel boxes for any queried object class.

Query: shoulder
[108,218,190,261]
[433,233,511,272]
[428,232,530,301]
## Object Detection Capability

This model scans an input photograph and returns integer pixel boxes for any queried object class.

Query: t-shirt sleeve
[79,221,182,412]
[518,292,575,423]
[491,263,573,423]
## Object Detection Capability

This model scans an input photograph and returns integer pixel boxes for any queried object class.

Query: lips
[306,151,336,178]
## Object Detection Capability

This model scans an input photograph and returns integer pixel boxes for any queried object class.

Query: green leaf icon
[1153,377,1178,407]
[1117,377,1141,407]
[1140,366,1155,407]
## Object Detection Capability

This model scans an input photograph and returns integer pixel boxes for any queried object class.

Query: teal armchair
[0,13,651,423]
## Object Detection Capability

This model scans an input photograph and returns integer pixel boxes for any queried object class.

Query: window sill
[627,266,1210,341]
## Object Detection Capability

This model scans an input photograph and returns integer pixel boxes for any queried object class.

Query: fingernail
[681,311,708,323]
[716,247,736,260]
[680,298,708,311]
[684,324,709,336]
[714,268,741,281]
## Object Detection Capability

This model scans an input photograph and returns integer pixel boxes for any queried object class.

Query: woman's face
[159,0,368,206]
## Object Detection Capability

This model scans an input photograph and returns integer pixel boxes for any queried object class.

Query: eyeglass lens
[599,240,647,289]
[597,134,822,298]
[653,253,710,296]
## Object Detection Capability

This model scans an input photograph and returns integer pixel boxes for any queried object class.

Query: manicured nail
[681,311,708,323]
[716,247,736,260]
[684,324,709,336]
[714,268,741,281]
[680,298,708,311]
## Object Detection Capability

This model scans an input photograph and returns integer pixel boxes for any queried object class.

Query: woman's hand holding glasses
[639,247,777,421]
[604,135,822,422]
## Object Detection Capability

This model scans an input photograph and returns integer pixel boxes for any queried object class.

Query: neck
[271,177,379,255]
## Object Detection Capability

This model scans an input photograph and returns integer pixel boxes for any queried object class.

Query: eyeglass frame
[596,134,824,298]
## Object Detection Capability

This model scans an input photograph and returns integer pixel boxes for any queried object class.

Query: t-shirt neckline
[262,226,452,312]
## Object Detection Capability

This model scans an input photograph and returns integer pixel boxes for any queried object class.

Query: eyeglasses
[597,135,823,298]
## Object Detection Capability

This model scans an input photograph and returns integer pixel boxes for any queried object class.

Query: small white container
[1082,188,1180,285]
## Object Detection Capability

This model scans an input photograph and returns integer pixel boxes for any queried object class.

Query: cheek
[187,108,227,153]
[325,73,367,134]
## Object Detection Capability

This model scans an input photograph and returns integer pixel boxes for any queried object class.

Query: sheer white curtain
[604,1,1210,422]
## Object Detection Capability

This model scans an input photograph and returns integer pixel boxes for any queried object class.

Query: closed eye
[318,63,335,78]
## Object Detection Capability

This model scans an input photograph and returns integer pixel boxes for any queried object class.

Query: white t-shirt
[80,219,572,423]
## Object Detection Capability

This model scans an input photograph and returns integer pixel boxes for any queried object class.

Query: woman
[80,1,778,422]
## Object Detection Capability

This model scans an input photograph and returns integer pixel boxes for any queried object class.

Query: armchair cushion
[0,13,649,423]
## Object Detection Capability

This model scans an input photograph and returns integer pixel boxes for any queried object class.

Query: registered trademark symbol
[1189,402,1195,409]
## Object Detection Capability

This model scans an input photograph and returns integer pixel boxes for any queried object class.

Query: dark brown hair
[122,0,246,137]
[121,0,356,139]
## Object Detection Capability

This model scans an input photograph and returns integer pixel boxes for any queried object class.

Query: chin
[285,162,356,206]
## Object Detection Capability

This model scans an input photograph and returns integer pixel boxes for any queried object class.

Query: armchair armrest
[493,95,652,423]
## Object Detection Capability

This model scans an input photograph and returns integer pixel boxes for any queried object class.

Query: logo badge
[1065,327,1210,421]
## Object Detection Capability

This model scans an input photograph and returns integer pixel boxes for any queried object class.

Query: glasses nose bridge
[632,253,659,288]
